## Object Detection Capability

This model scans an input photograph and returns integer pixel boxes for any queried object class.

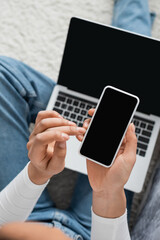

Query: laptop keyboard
[53,91,97,127]
[133,116,155,157]
[53,91,155,158]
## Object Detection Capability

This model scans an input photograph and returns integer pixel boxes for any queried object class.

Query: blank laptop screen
[58,17,160,116]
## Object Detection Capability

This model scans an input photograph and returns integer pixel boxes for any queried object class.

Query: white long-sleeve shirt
[0,164,131,240]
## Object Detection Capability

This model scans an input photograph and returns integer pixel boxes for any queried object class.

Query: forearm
[28,162,50,185]
[92,188,126,218]
[0,163,48,225]
[0,222,71,240]
[91,189,131,240]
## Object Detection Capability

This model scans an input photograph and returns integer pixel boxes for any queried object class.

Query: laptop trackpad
[65,136,87,175]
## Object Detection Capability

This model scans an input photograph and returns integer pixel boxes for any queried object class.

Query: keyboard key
[67,98,72,104]
[81,110,87,115]
[142,130,151,137]
[138,136,149,144]
[61,104,67,109]
[74,108,80,113]
[77,115,83,121]
[134,120,139,126]
[70,113,76,119]
[55,101,60,107]
[78,123,83,127]
[147,124,153,131]
[139,150,146,157]
[86,105,92,110]
[73,100,79,106]
[135,127,141,134]
[64,111,69,117]
[137,142,148,150]
[53,107,63,115]
[140,122,146,128]
[57,95,66,102]
[80,103,85,108]
[68,106,73,111]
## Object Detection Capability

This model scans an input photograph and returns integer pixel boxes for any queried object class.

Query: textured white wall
[0,0,159,82]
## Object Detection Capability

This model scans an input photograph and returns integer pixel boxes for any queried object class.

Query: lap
[0,55,55,214]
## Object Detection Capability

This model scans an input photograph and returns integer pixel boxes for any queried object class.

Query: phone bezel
[79,85,140,168]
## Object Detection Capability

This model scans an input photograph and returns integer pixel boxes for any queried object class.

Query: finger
[35,110,63,125]
[76,118,91,141]
[33,118,76,135]
[123,123,137,162]
[120,136,127,149]
[76,134,84,141]
[123,136,127,144]
[35,126,86,146]
[46,141,67,174]
[49,125,86,136]
[116,136,126,157]
[88,108,95,116]
[27,131,69,161]
[83,118,91,129]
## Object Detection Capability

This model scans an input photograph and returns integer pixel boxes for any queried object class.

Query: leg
[0,56,56,221]
[66,173,92,240]
[35,173,92,240]
[112,0,154,36]
[0,222,72,240]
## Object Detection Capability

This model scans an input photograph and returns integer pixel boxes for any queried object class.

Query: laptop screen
[58,17,160,116]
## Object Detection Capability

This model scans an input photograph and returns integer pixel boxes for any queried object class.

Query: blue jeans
[112,0,155,36]
[0,56,92,240]
[0,0,153,239]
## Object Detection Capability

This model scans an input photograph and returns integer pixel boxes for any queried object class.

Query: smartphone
[79,85,139,168]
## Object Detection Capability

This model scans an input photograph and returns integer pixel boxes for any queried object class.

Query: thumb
[53,141,67,158]
[48,141,67,175]
[123,123,137,164]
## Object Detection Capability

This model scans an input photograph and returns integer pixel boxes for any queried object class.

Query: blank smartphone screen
[80,87,139,167]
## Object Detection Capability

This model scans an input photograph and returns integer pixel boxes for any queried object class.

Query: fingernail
[58,142,66,149]
[77,134,83,141]
[84,121,88,128]
[131,123,135,133]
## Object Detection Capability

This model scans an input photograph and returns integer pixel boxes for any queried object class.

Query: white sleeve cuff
[91,208,131,240]
[21,162,50,196]
[0,162,49,225]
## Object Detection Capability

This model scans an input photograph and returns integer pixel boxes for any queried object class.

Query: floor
[0,0,159,82]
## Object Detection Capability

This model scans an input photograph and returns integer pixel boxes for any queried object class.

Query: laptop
[47,17,160,193]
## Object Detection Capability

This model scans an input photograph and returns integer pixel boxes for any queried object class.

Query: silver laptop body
[47,17,160,193]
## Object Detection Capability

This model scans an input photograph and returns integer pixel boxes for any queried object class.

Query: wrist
[92,188,126,218]
[28,162,50,185]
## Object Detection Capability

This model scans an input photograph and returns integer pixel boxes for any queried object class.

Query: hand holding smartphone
[80,86,139,168]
